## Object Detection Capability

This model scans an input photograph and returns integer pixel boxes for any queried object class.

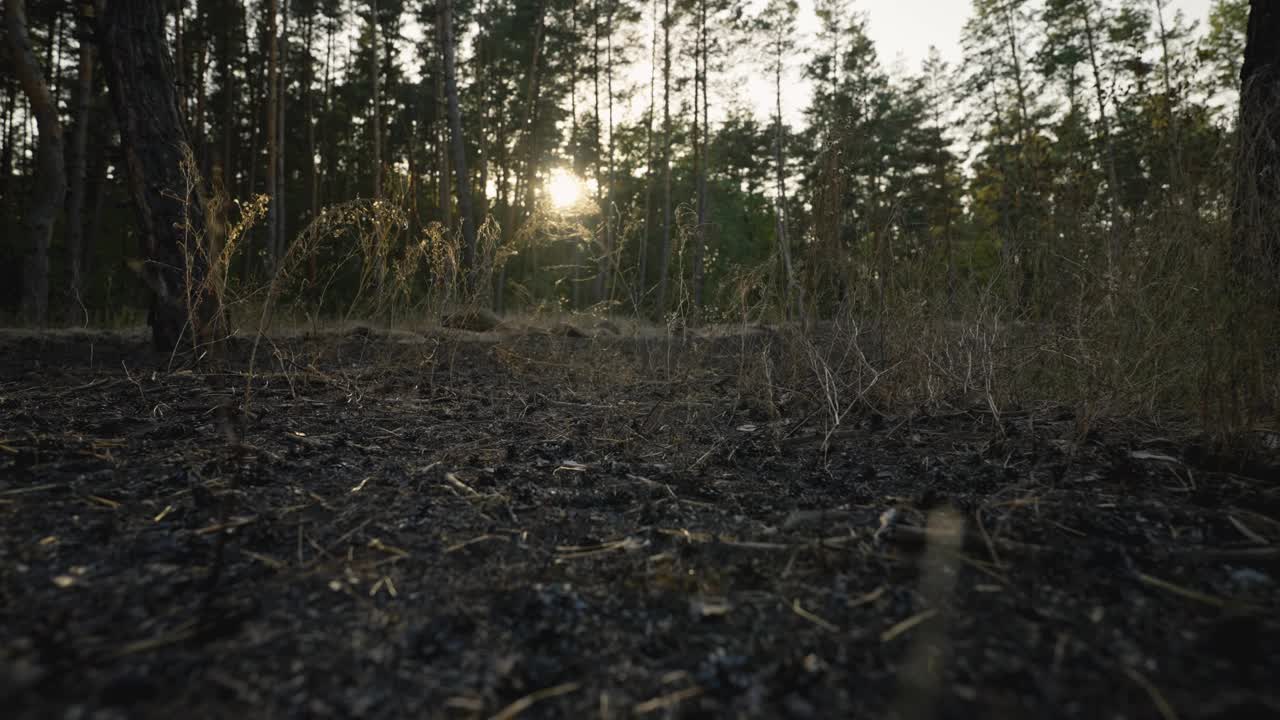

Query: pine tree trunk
[435,8,450,229]
[278,0,290,257]
[266,0,280,266]
[440,0,477,285]
[773,30,798,321]
[220,0,237,196]
[1081,5,1123,274]
[193,1,210,170]
[371,0,383,200]
[5,0,65,327]
[82,87,112,290]
[638,0,657,310]
[1234,0,1280,282]
[655,0,673,321]
[513,0,546,235]
[605,8,617,308]
[65,3,96,322]
[691,0,709,317]
[689,9,702,315]
[100,0,219,351]
[592,0,605,303]
[305,12,317,230]
[1,81,15,206]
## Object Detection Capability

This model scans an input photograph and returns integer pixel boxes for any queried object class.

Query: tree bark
[605,6,617,307]
[5,0,66,326]
[100,0,220,351]
[435,5,450,229]
[82,86,112,292]
[277,0,290,260]
[1234,0,1280,282]
[638,0,657,310]
[440,0,477,284]
[1080,2,1123,274]
[219,0,237,196]
[692,0,709,316]
[65,2,97,321]
[266,0,280,265]
[655,0,673,320]
[1,79,15,207]
[370,0,383,200]
[592,0,605,303]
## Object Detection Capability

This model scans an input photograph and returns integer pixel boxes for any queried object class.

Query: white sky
[847,0,1214,73]
[721,0,1218,126]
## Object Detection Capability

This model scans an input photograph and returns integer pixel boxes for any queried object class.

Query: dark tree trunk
[638,0,657,310]
[1234,0,1280,282]
[65,3,96,321]
[655,0,672,320]
[82,87,113,290]
[370,0,383,200]
[277,0,290,259]
[304,12,317,228]
[592,0,605,303]
[100,0,220,351]
[504,0,545,254]
[439,0,477,283]
[1,79,15,206]
[698,31,709,310]
[219,0,237,195]
[5,0,66,326]
[435,6,450,229]
[265,0,280,265]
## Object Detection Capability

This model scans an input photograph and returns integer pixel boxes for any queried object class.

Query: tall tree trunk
[1234,0,1280,281]
[1,80,15,206]
[691,0,709,316]
[266,0,280,265]
[507,0,545,240]
[370,0,383,199]
[5,0,66,326]
[242,7,260,278]
[638,0,657,310]
[100,0,220,351]
[435,7,450,228]
[219,0,237,196]
[1152,0,1185,196]
[592,0,603,303]
[311,14,334,286]
[278,0,290,258]
[689,6,702,315]
[655,0,673,320]
[440,0,477,284]
[65,3,96,321]
[605,5,616,307]
[1080,3,1123,274]
[773,28,798,321]
[304,11,317,235]
[192,1,210,171]
[82,86,112,292]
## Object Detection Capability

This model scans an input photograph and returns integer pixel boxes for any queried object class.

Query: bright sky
[719,0,1219,127]
[845,0,1215,73]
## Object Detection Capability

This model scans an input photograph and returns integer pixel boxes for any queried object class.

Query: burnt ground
[1,325,1278,720]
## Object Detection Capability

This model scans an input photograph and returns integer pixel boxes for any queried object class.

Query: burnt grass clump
[1,326,1278,719]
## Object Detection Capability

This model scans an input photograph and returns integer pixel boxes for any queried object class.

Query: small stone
[1229,567,1273,590]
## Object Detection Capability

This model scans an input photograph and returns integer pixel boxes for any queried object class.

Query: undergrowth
[79,141,1280,450]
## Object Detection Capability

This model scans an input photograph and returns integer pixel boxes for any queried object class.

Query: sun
[547,168,586,211]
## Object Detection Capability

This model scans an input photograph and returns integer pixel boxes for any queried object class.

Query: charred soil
[1,327,1278,719]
